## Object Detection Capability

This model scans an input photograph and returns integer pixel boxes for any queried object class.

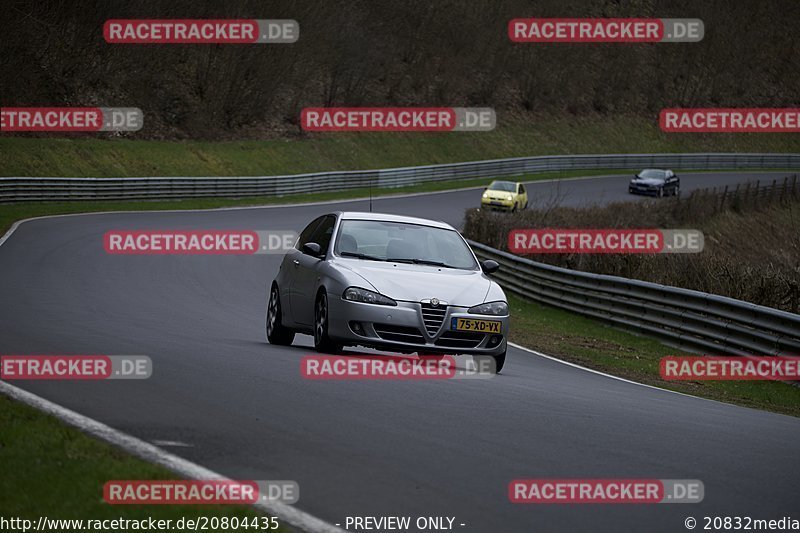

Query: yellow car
[480,180,529,212]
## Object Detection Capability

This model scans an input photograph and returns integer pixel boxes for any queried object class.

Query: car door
[518,183,527,208]
[665,171,677,192]
[290,215,337,326]
[283,216,324,325]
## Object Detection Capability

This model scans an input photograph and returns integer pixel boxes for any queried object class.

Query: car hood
[335,259,491,306]
[632,177,664,186]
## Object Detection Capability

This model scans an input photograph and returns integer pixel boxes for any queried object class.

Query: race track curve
[2,170,798,532]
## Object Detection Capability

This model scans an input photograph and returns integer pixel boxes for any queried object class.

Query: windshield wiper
[339,251,385,261]
[387,257,456,268]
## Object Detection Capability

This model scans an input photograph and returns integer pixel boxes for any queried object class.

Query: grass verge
[508,294,800,417]
[0,394,288,530]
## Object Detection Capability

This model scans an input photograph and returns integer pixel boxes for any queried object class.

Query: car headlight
[468,301,508,316]
[343,287,397,306]
[506,195,513,200]
[482,192,489,199]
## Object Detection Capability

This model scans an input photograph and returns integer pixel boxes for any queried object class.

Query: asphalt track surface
[2,171,799,532]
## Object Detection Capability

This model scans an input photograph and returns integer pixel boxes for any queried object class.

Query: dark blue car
[629,169,680,197]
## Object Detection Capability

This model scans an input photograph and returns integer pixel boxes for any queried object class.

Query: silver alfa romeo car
[266,212,509,372]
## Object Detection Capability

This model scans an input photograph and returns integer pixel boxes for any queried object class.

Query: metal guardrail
[1,152,798,203]
[468,240,800,357]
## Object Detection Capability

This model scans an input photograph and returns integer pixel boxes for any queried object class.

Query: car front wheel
[266,285,295,346]
[314,292,342,354]
[492,350,506,374]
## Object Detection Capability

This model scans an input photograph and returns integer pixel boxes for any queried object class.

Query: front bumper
[327,298,509,356]
[481,198,514,211]
[629,184,661,196]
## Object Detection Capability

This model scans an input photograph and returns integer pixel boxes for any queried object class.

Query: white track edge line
[508,341,736,407]
[0,381,345,533]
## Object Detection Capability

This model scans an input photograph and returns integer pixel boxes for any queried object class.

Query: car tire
[492,350,506,374]
[266,285,295,346]
[524,200,529,209]
[673,185,680,196]
[657,187,664,198]
[314,291,341,354]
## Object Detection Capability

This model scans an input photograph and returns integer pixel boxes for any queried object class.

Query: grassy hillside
[2,116,798,177]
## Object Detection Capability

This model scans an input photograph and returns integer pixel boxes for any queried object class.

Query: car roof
[336,211,455,230]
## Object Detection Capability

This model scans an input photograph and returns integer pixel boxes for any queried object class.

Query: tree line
[2,0,798,139]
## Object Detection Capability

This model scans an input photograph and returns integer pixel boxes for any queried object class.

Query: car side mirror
[302,242,322,257]
[481,259,500,274]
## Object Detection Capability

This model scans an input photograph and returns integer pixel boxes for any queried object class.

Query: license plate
[451,317,501,333]
[490,201,502,205]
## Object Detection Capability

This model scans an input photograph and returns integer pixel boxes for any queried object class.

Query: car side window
[519,184,526,194]
[309,215,337,256]
[296,216,325,250]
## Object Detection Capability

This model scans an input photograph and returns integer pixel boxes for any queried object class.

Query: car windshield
[487,181,516,192]
[334,219,478,270]
[637,169,667,179]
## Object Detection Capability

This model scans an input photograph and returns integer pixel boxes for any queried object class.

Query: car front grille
[435,330,485,349]
[373,324,425,344]
[420,303,448,336]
